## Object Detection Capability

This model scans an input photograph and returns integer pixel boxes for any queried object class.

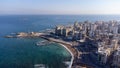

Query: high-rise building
[55,26,64,36]
[62,28,69,37]
[112,46,120,67]
[98,48,111,64]
[97,42,112,64]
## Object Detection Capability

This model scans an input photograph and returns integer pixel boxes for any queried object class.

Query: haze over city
[0,0,120,15]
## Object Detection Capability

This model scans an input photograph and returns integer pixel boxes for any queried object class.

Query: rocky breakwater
[5,32,46,38]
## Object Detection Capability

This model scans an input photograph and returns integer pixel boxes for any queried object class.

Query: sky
[0,0,120,15]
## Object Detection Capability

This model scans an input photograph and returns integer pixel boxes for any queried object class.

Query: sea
[0,15,120,68]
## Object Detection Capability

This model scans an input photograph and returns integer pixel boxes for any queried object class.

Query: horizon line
[1,14,120,16]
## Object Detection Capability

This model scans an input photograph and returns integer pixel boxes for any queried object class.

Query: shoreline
[39,36,78,68]
[4,33,78,68]
[59,43,74,68]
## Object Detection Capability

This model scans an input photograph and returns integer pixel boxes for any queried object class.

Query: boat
[34,64,47,68]
[4,35,14,38]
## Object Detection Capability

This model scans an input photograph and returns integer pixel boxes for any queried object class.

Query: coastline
[59,43,74,68]
[40,36,78,68]
[5,33,78,68]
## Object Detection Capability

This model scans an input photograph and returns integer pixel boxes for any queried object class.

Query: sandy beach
[59,43,74,68]
[40,36,79,68]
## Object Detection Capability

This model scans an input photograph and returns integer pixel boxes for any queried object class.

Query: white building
[113,26,118,34]
[97,42,111,64]
[112,46,120,67]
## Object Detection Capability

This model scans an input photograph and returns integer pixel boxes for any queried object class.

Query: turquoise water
[1,15,120,68]
[0,38,71,68]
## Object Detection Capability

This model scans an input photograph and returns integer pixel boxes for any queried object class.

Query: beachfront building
[62,27,73,37]
[55,25,64,36]
[55,25,75,40]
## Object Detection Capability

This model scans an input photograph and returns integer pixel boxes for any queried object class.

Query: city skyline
[0,0,120,15]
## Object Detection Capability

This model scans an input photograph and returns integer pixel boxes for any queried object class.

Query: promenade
[40,35,95,68]
[40,35,79,68]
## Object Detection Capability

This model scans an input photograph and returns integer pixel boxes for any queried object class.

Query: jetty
[4,32,47,38]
